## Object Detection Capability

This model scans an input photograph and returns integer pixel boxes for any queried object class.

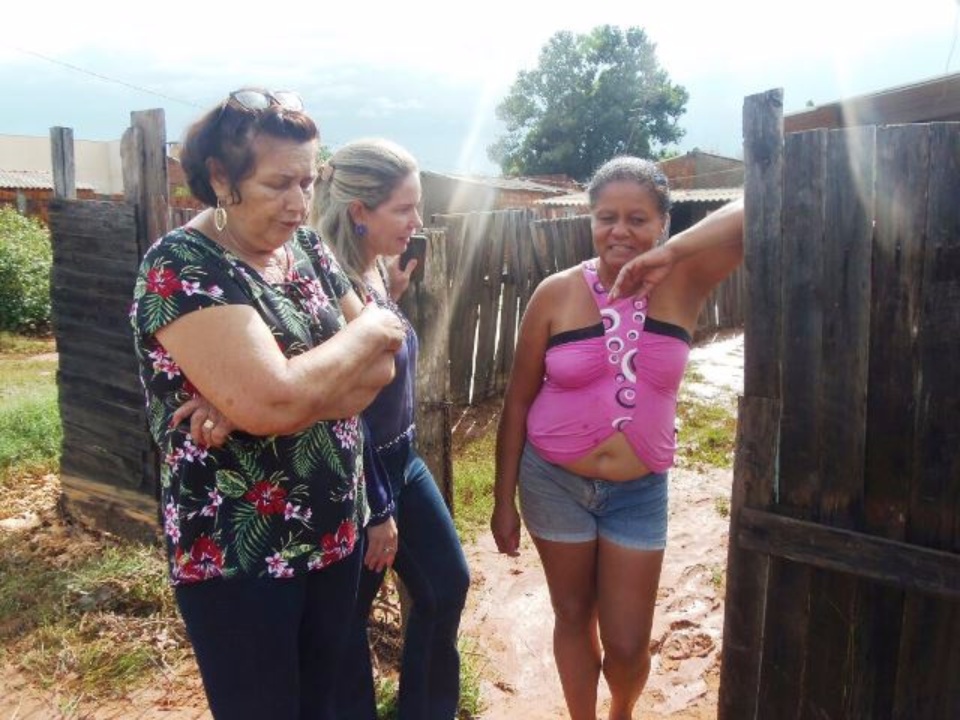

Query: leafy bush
[0,206,52,332]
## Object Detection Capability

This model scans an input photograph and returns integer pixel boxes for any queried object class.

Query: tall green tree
[488,25,688,181]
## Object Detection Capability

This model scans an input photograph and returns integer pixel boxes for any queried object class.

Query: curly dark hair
[179,88,318,207]
[587,156,671,215]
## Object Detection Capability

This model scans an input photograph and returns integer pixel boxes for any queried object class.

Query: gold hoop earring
[214,198,228,233]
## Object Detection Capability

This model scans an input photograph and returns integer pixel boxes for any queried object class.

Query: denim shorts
[518,442,668,550]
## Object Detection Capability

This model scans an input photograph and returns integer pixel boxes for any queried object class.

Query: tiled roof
[0,169,96,191]
[537,187,743,207]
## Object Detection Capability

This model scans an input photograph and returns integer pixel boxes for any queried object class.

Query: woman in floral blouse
[130,88,405,719]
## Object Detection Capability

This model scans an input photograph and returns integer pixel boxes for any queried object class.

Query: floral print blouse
[131,226,369,586]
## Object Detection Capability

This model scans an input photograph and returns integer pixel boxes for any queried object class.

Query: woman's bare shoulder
[532,264,584,298]
[524,264,594,331]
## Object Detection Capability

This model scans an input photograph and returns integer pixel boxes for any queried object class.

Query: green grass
[452,429,497,541]
[676,361,739,469]
[675,396,737,470]
[373,637,484,720]
[0,355,61,485]
[370,415,495,719]
[0,332,185,698]
[709,563,726,591]
[0,538,187,697]
[0,330,55,356]
[456,637,485,719]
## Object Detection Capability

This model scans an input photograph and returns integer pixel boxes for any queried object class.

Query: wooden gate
[719,90,960,718]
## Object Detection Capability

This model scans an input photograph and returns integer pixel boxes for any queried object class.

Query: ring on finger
[202,419,215,431]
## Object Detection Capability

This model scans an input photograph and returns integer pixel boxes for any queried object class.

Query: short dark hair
[587,156,671,215]
[179,89,318,207]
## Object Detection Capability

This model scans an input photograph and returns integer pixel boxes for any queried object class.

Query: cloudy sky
[2,0,958,175]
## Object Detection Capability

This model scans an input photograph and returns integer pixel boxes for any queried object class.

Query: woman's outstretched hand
[608,244,677,301]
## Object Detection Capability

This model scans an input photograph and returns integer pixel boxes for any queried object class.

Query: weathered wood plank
[893,122,960,720]
[61,419,151,464]
[59,384,146,432]
[804,125,877,719]
[723,88,784,720]
[866,123,927,539]
[48,199,139,243]
[52,265,138,299]
[50,300,137,335]
[518,217,539,317]
[474,211,505,401]
[53,319,136,355]
[495,212,521,394]
[130,109,170,254]
[447,215,481,404]
[737,508,960,599]
[863,122,927,717]
[400,228,453,506]
[756,128,824,718]
[60,440,150,489]
[779,128,825,513]
[60,472,158,543]
[50,127,76,200]
[718,395,779,720]
[58,352,142,394]
[742,88,784,399]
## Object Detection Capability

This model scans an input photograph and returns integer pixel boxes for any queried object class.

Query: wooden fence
[719,90,960,719]
[48,112,170,540]
[430,209,744,404]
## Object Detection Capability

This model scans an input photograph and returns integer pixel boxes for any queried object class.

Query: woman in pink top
[492,156,743,720]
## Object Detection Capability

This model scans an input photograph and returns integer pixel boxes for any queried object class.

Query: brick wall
[0,188,97,226]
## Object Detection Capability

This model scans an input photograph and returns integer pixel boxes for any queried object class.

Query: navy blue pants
[175,546,362,720]
[337,442,470,720]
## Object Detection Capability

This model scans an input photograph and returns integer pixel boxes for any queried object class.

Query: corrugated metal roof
[537,187,743,207]
[422,170,573,195]
[673,187,743,203]
[0,169,96,191]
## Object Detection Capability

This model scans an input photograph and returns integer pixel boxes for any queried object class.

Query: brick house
[0,170,97,226]
[420,170,577,223]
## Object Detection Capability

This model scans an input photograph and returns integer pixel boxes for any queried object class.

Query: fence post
[718,87,784,720]
[400,229,454,507]
[50,127,76,200]
[121,109,169,253]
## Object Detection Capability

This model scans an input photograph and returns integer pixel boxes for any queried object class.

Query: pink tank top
[525,260,692,473]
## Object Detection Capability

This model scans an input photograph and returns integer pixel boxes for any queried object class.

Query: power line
[12,46,205,110]
[947,0,960,74]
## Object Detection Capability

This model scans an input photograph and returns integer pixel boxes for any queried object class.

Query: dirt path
[460,465,731,720]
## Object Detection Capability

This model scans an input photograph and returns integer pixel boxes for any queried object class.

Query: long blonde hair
[311,138,419,289]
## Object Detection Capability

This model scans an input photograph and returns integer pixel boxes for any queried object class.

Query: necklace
[594,260,619,294]
[212,216,290,284]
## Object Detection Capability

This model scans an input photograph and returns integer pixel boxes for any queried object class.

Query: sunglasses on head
[226,89,304,113]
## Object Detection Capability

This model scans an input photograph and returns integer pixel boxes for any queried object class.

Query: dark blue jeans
[175,546,362,720]
[337,442,470,720]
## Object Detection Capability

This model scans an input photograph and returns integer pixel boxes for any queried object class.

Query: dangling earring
[354,222,367,237]
[659,216,671,245]
[214,198,228,233]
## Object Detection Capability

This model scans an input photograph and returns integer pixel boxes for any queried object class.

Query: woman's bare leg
[597,538,664,720]
[531,536,601,720]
